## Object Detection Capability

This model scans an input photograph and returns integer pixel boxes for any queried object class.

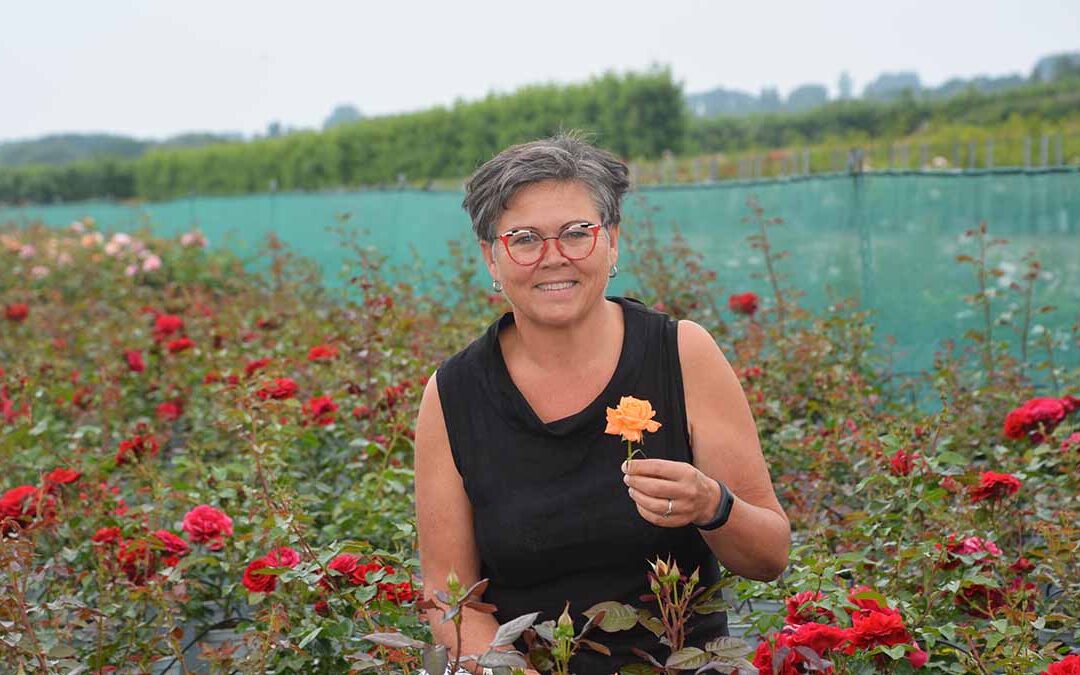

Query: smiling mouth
[535,281,578,291]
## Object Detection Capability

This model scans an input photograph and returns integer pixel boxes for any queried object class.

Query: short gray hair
[462,132,630,242]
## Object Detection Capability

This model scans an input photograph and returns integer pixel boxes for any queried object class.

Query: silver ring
[663,498,673,518]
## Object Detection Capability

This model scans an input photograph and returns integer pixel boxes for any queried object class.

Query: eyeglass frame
[494,220,608,266]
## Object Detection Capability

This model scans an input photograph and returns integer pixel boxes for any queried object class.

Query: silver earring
[608,265,618,278]
[492,280,503,292]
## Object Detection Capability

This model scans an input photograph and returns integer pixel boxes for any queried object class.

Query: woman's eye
[509,233,539,246]
[562,228,591,240]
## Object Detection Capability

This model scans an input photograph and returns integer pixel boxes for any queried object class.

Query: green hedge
[3,72,1079,205]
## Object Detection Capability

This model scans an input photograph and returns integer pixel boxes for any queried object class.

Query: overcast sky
[1,0,1076,141]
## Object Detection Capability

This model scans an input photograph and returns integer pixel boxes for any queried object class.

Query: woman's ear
[607,223,620,266]
[480,240,498,283]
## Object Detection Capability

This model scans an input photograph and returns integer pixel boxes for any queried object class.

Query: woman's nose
[537,239,570,266]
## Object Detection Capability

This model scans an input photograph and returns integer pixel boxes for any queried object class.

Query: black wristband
[696,479,734,531]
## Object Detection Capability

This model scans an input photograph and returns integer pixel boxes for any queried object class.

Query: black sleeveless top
[436,296,728,674]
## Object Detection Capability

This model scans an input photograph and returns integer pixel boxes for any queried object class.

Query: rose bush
[1,212,1077,673]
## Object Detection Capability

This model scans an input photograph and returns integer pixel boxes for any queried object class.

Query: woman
[415,133,790,674]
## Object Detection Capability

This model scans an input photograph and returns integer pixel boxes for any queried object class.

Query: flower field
[1,213,1078,674]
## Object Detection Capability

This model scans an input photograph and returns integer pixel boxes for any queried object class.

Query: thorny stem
[8,536,52,673]
[749,198,787,333]
[1041,331,1060,395]
[975,222,994,382]
[963,632,992,675]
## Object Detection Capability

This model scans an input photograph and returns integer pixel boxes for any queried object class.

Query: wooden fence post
[1039,134,1049,167]
[986,139,994,169]
[1023,137,1032,168]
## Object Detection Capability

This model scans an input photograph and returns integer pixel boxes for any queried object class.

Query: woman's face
[481,179,619,328]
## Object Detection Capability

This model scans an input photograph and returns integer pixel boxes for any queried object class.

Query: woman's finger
[623,474,688,500]
[628,486,686,522]
[623,458,692,480]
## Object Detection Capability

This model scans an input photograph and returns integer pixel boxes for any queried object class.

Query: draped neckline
[485,296,645,438]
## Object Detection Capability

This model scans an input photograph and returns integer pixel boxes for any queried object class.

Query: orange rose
[604,396,662,443]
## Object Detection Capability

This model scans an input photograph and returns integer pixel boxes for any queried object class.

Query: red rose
[153,314,184,340]
[307,344,339,362]
[92,526,122,545]
[181,505,233,550]
[1010,557,1035,574]
[117,539,157,585]
[115,433,159,465]
[1,387,29,426]
[44,467,82,486]
[242,557,279,593]
[353,405,372,420]
[1,485,51,531]
[152,529,190,560]
[125,350,145,373]
[846,585,891,615]
[166,337,194,354]
[937,534,1002,570]
[379,577,417,604]
[727,292,759,316]
[969,471,1022,503]
[907,643,929,668]
[5,303,29,322]
[846,609,910,651]
[266,546,301,568]
[787,621,849,655]
[323,553,361,589]
[752,631,811,675]
[955,582,1007,619]
[244,358,272,378]
[242,546,300,593]
[304,395,339,426]
[1045,654,1080,674]
[785,590,836,625]
[255,378,298,401]
[1003,397,1075,443]
[314,600,331,616]
[156,400,184,422]
[1060,432,1080,454]
[888,448,919,477]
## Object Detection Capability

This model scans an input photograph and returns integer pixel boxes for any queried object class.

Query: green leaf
[936,451,968,465]
[298,626,323,649]
[618,665,656,675]
[636,609,665,638]
[940,623,957,641]
[583,601,638,632]
[47,644,78,658]
[704,636,753,660]
[476,650,527,669]
[491,612,540,647]
[666,647,709,669]
[421,645,448,675]
[362,631,425,649]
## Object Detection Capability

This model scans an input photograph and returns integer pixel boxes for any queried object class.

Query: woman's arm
[415,372,540,673]
[677,319,790,580]
[621,320,790,581]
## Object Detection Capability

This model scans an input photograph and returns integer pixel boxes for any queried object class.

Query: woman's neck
[502,297,623,374]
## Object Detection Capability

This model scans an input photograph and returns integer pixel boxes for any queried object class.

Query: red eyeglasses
[497,221,603,266]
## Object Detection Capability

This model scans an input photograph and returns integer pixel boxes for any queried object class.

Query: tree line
[1,70,1077,205]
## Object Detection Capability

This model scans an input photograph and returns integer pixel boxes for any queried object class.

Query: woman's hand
[622,458,720,528]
